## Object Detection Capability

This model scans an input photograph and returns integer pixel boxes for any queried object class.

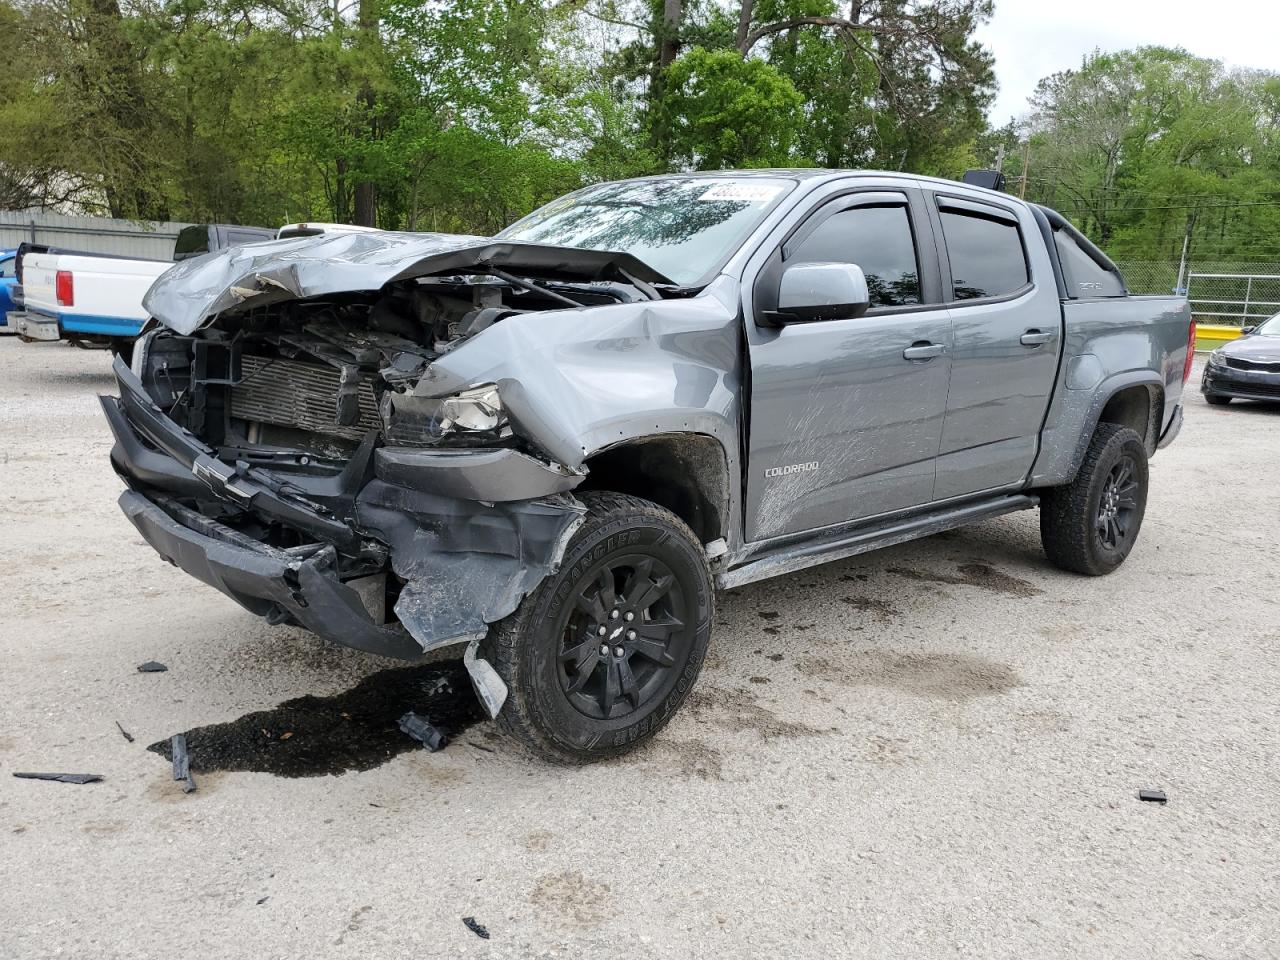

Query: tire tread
[1040,422,1146,576]
[485,491,711,764]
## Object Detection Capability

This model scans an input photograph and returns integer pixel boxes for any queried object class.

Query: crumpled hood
[143,230,674,335]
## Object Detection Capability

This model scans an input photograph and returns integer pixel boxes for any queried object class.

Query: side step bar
[717,494,1039,590]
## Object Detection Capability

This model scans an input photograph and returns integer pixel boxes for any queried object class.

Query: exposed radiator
[230,355,380,442]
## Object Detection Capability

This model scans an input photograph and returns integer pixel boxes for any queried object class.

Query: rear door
[928,193,1062,500]
[743,185,953,541]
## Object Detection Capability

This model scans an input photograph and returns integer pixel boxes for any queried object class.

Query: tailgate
[21,255,58,315]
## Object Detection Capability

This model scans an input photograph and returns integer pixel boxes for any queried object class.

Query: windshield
[498,177,795,286]
[1254,312,1280,335]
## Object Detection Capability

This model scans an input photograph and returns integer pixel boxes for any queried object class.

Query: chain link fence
[1113,261,1182,296]
[1115,260,1280,328]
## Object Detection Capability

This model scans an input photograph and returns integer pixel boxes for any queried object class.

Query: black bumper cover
[1201,366,1280,402]
[120,490,427,659]
[102,355,585,662]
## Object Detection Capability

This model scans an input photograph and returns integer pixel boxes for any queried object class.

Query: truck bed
[18,252,172,340]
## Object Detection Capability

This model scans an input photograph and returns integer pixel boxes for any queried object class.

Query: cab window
[939,208,1029,301]
[788,205,922,308]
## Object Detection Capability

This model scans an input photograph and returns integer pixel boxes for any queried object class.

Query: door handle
[902,341,945,361]
[1020,329,1054,346]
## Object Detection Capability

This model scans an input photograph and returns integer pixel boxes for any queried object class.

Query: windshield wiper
[616,267,661,301]
[487,268,583,308]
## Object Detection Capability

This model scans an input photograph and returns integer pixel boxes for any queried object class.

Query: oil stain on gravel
[795,650,1020,700]
[148,661,485,778]
[887,562,1041,597]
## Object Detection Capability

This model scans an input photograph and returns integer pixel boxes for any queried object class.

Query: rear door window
[938,204,1029,301]
[788,204,922,308]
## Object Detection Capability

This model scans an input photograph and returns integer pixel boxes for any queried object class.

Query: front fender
[411,277,746,540]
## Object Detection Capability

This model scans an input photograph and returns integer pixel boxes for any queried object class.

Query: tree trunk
[84,0,160,218]
[352,0,379,227]
[659,0,682,68]
[735,0,753,52]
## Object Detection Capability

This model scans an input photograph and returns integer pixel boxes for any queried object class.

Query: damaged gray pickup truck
[102,170,1194,762]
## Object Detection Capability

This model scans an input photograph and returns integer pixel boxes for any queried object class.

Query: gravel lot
[2,336,1277,959]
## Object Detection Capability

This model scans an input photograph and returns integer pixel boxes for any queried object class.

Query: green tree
[661,46,803,169]
[1025,47,1280,262]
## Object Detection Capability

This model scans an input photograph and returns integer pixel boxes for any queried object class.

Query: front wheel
[1040,423,1149,576]
[484,492,713,763]
[1204,394,1231,406]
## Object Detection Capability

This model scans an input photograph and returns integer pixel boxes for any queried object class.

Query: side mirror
[1242,325,1256,334]
[767,262,871,325]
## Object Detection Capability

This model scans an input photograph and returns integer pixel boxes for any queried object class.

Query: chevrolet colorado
[101,170,1193,762]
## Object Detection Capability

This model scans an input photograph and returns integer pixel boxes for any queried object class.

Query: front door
[744,189,953,542]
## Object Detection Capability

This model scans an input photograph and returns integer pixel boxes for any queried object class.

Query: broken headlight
[130,330,156,380]
[382,384,509,445]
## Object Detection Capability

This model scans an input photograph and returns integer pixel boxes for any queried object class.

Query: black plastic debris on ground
[13,772,103,784]
[171,734,197,793]
[398,712,448,752]
[147,661,485,779]
[115,721,135,743]
[137,661,168,673]
[462,917,490,940]
[1138,789,1168,804]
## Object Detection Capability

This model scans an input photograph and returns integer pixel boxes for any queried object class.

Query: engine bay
[134,273,640,466]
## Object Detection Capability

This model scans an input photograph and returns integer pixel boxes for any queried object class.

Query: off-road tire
[1040,423,1149,576]
[1204,394,1231,406]
[485,492,714,764]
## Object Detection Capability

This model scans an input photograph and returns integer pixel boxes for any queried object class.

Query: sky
[977,0,1280,124]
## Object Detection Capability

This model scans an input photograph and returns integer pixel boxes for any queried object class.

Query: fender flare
[1061,370,1164,482]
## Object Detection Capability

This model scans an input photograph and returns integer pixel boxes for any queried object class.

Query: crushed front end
[98,246,659,715]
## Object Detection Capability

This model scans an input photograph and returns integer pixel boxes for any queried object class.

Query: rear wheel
[485,492,713,763]
[1040,423,1149,576]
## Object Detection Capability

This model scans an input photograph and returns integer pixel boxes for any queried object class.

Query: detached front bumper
[101,355,586,715]
[120,490,426,660]
[1202,364,1280,402]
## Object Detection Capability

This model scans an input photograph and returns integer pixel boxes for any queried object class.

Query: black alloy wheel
[1095,455,1141,553]
[558,557,692,721]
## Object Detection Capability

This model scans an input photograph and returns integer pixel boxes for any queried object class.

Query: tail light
[55,270,74,307]
[1183,319,1196,382]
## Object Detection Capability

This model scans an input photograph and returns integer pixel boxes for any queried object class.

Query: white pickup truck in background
[7,222,377,356]
[13,251,171,346]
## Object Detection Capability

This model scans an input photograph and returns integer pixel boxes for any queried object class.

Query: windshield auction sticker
[698,183,784,203]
